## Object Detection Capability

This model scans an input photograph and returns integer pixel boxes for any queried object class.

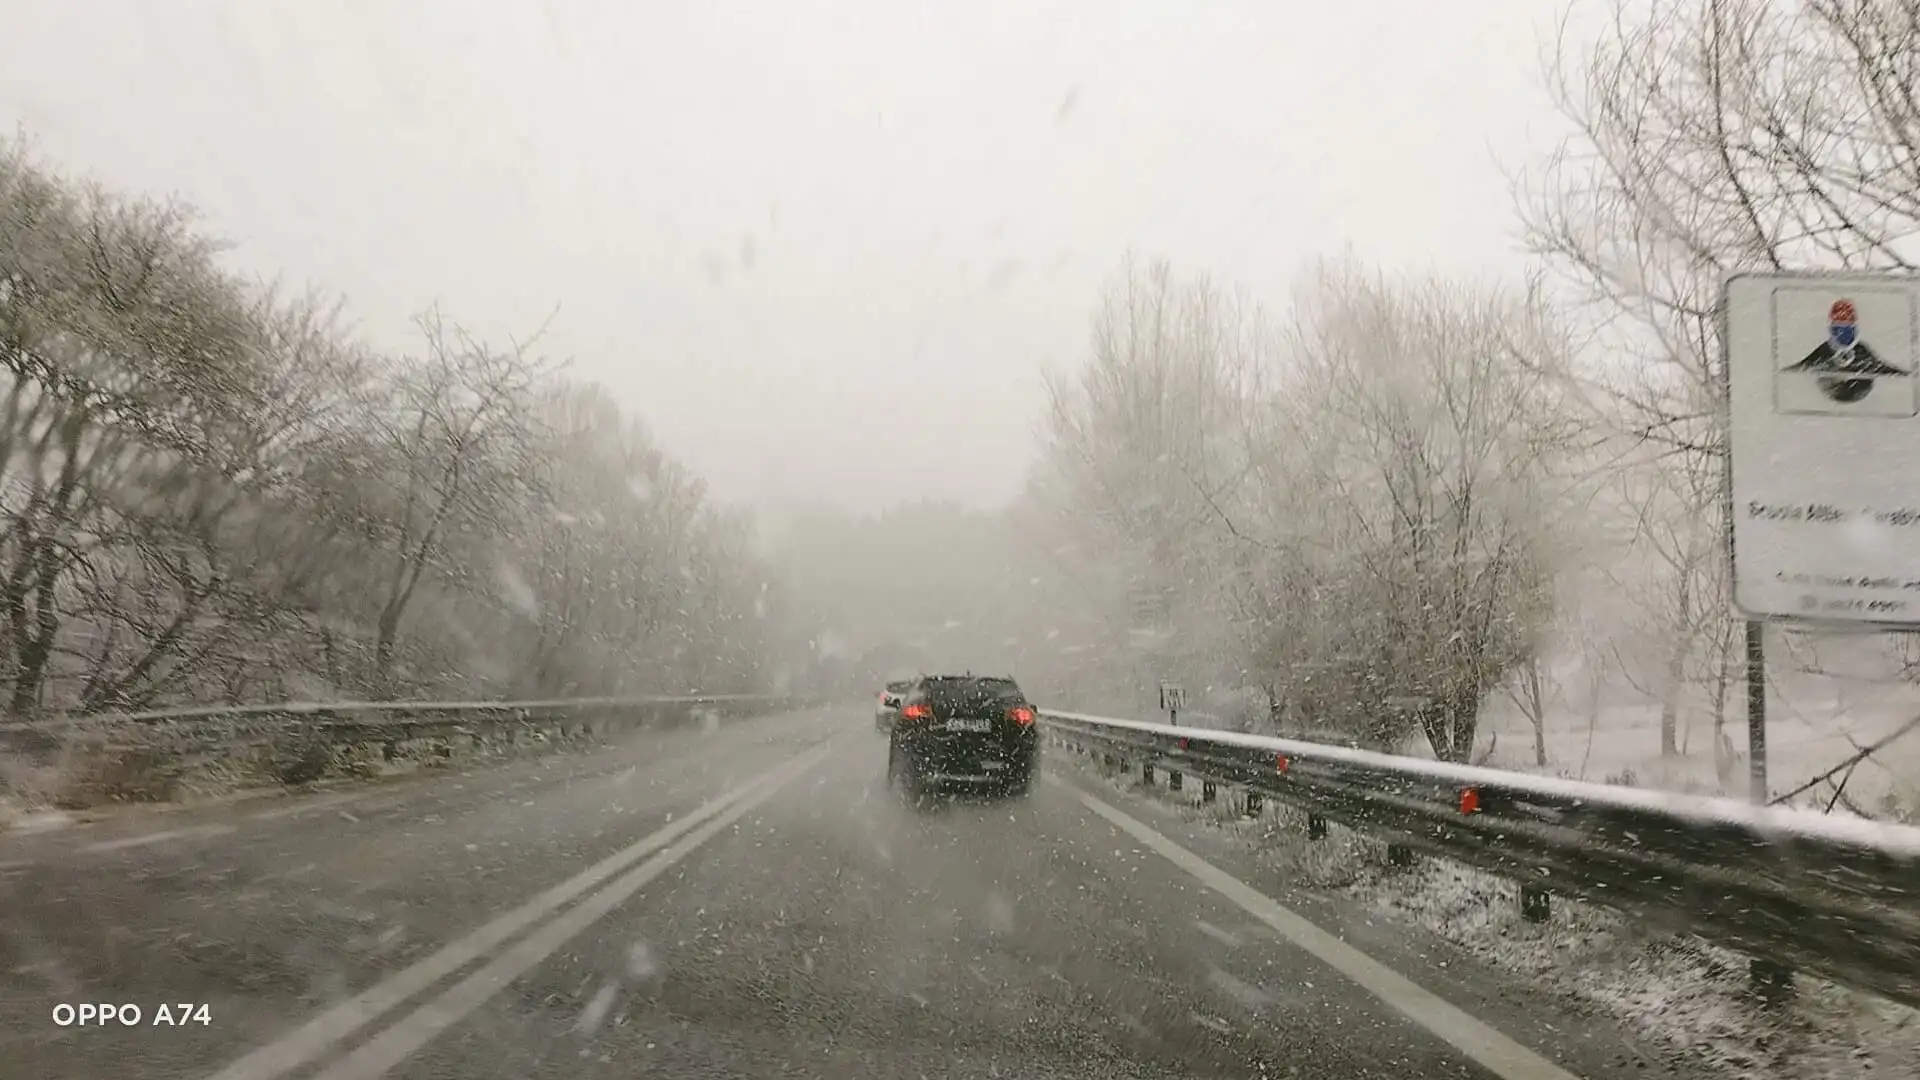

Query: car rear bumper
[920,770,1014,785]
[894,731,1037,785]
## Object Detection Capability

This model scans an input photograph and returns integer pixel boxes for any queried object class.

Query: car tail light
[900,703,932,721]
[1009,706,1035,726]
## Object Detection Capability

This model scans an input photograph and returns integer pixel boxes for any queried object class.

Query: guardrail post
[1307,812,1327,840]
[1168,768,1182,792]
[1519,883,1551,923]
[1201,779,1216,803]
[1244,791,1263,817]
[1386,843,1416,867]
[1749,958,1794,1005]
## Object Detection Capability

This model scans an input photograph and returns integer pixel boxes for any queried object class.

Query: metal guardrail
[1040,709,1920,1010]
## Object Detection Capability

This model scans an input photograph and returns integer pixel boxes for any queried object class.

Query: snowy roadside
[1472,658,1920,822]
[1362,858,1914,1079]
[1059,750,1917,1080]
[0,799,77,835]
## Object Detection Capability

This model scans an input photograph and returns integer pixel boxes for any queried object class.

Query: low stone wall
[0,696,828,810]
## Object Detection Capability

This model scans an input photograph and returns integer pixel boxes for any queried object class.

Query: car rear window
[919,677,1024,716]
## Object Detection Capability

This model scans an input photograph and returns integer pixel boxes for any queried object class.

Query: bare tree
[0,142,260,713]
[0,136,806,724]
[1034,254,1275,699]
[353,311,552,693]
[490,380,775,698]
[1277,258,1579,760]
[1506,655,1555,767]
[1033,253,1581,759]
[1521,0,1920,792]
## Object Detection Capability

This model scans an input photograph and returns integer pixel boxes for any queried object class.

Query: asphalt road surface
[0,706,1701,1080]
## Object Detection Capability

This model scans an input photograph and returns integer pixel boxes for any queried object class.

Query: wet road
[1,706,1687,1079]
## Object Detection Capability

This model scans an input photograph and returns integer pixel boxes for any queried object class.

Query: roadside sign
[1726,272,1920,625]
[1158,682,1185,713]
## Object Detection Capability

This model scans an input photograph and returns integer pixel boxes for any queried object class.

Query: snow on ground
[1362,859,1917,1080]
[1064,748,1920,1080]
[1475,652,1920,820]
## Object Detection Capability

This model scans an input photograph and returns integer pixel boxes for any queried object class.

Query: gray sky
[0,0,1572,513]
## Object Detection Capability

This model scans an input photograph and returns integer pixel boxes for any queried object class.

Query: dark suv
[886,674,1038,798]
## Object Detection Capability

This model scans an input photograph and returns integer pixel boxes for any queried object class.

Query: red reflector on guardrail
[1460,787,1482,815]
[1178,737,1190,750]
[1276,754,1290,773]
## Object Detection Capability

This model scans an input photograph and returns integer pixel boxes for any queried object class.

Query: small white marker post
[1158,682,1185,791]
[1158,681,1184,726]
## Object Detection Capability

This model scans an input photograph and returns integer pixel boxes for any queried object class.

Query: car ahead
[886,674,1038,799]
[874,680,911,733]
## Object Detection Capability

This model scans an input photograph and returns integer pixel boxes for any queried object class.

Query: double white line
[204,741,833,1080]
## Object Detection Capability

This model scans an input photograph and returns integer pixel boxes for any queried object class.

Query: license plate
[981,760,1008,771]
[945,717,992,733]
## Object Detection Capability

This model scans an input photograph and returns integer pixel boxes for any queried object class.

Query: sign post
[1745,620,1767,805]
[1726,272,1920,805]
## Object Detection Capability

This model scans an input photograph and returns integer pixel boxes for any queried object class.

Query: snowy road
[1,707,1694,1079]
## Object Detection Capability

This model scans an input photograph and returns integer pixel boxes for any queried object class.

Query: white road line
[1061,780,1585,1080]
[312,741,833,1080]
[247,793,369,823]
[202,743,830,1080]
[80,824,238,853]
[243,787,370,818]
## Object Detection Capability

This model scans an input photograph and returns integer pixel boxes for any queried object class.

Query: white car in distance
[874,680,911,733]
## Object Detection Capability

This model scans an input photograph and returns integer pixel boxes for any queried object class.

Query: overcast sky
[0,0,1578,513]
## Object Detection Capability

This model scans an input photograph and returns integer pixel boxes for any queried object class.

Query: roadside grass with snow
[1060,743,1919,1080]
[1365,858,1916,1080]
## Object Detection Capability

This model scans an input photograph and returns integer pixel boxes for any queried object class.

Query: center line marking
[312,740,832,1079]
[203,739,832,1080]
[248,793,369,823]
